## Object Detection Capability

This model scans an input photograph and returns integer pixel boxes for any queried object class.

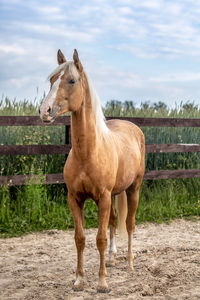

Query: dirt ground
[0,218,200,300]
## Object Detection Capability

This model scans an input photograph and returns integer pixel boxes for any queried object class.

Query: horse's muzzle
[41,113,56,124]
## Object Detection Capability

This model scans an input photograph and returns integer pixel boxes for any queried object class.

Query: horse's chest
[77,171,92,189]
[65,165,101,200]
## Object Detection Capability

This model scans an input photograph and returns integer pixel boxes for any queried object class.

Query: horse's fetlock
[76,269,84,277]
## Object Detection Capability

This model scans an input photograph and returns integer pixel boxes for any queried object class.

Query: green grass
[0,182,99,237]
[138,178,200,223]
[0,97,200,237]
[1,178,199,237]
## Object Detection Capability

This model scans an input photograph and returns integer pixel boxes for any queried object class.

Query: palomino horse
[39,49,145,292]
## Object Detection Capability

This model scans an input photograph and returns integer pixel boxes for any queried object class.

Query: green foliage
[104,100,200,172]
[0,179,73,236]
[0,97,200,236]
[137,178,200,223]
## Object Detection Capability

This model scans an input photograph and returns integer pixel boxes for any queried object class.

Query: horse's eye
[69,79,76,84]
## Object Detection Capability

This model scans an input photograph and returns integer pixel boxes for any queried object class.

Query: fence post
[64,124,71,192]
[65,125,71,145]
[65,125,71,160]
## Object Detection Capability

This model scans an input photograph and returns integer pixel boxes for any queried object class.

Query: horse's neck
[71,89,97,160]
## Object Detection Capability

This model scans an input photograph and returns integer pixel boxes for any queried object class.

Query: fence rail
[1,169,200,186]
[0,144,200,156]
[0,116,200,186]
[1,115,200,127]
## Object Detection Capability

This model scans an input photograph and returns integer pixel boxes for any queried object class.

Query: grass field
[0,97,199,236]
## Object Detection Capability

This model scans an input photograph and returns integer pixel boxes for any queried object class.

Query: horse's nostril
[38,108,41,114]
[47,107,51,113]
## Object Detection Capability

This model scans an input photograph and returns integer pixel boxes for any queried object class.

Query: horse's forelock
[47,61,78,82]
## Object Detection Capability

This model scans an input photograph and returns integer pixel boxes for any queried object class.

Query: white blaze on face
[40,71,64,120]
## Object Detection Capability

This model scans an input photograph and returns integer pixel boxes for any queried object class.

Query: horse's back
[106,119,144,150]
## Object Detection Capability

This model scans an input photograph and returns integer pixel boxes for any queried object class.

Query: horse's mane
[47,62,109,136]
[86,75,109,136]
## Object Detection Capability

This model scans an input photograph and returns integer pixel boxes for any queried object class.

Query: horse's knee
[96,236,108,251]
[75,233,85,250]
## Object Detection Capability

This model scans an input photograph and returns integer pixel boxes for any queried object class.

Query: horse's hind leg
[126,184,140,270]
[107,196,117,266]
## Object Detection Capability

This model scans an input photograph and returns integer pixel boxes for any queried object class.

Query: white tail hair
[117,191,127,239]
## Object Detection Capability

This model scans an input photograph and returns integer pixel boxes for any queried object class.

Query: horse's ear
[57,49,67,65]
[73,49,83,72]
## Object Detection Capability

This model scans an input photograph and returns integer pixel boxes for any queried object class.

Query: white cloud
[31,4,66,20]
[118,6,133,15]
[9,76,31,88]
[0,0,23,3]
[0,44,25,55]
[135,0,162,9]
[109,44,158,59]
[4,0,200,59]
[35,5,61,15]
[11,21,99,43]
[165,3,182,15]
[1,0,200,106]
[150,72,200,83]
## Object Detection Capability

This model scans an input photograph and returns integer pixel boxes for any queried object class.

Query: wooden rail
[0,116,199,185]
[0,116,70,126]
[1,169,200,186]
[0,144,200,156]
[0,116,200,127]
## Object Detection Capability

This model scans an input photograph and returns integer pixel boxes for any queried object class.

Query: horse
[39,49,145,292]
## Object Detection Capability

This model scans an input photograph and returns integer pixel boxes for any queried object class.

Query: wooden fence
[0,116,200,186]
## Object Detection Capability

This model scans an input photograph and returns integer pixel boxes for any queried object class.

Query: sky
[1,0,200,108]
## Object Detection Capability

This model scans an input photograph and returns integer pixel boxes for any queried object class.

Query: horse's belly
[112,152,141,194]
[112,171,137,195]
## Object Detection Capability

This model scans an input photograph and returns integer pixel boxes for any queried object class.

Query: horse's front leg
[96,190,111,292]
[68,192,85,290]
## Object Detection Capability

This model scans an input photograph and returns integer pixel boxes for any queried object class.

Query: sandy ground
[0,218,200,300]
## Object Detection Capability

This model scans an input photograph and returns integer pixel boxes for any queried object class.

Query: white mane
[86,75,109,136]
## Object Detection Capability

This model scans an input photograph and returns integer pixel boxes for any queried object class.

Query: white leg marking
[110,236,117,254]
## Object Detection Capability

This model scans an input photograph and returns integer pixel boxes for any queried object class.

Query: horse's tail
[117,191,127,238]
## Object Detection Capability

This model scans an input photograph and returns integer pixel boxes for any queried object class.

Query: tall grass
[0,97,199,236]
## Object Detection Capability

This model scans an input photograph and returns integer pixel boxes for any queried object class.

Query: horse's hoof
[73,278,84,291]
[97,278,110,293]
[97,287,111,293]
[73,284,84,291]
[128,265,133,271]
[106,260,115,267]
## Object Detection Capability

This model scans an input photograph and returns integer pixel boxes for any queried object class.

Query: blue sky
[1,0,200,107]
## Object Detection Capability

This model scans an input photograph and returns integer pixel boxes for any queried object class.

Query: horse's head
[39,49,85,123]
